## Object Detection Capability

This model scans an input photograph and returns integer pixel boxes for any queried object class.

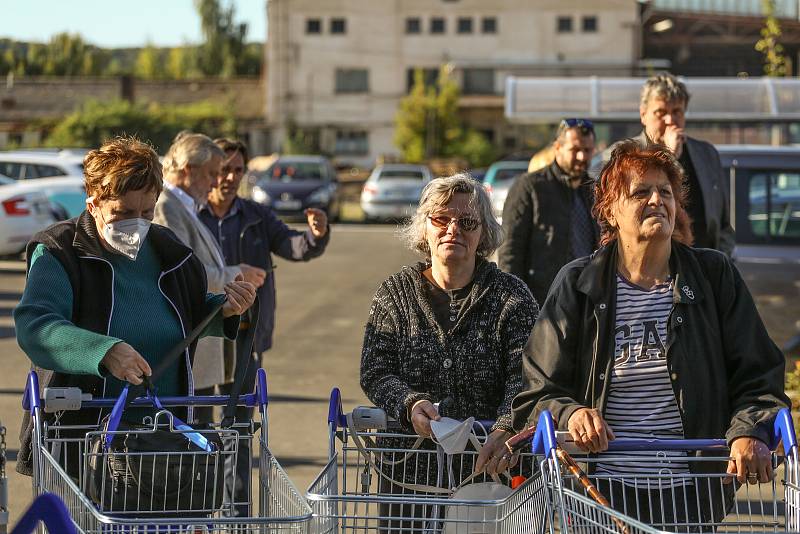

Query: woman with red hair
[511,141,788,528]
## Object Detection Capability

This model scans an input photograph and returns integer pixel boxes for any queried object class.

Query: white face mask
[430,417,475,455]
[101,217,151,261]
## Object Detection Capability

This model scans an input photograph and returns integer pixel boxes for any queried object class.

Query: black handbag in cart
[84,297,259,515]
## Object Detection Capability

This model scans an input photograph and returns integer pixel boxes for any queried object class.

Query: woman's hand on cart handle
[475,428,516,476]
[726,437,773,485]
[568,408,616,453]
[101,342,152,385]
[410,400,440,437]
[222,275,257,318]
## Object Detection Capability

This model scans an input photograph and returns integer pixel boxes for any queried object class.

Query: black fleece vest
[16,212,209,475]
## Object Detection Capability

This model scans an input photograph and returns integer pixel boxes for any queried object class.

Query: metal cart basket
[306,388,549,534]
[24,367,312,533]
[529,408,800,534]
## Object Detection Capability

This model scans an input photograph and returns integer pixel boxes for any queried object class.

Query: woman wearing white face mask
[13,136,257,478]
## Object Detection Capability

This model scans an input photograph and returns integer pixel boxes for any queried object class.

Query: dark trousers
[593,479,725,532]
[192,350,262,518]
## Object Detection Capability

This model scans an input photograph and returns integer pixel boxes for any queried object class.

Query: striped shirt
[596,275,690,486]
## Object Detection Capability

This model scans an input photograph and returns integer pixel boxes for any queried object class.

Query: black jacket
[498,161,599,305]
[361,260,538,433]
[16,211,232,475]
[511,240,789,447]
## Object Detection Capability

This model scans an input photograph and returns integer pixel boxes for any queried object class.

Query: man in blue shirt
[198,138,330,515]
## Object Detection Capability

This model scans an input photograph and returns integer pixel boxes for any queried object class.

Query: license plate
[273,199,302,210]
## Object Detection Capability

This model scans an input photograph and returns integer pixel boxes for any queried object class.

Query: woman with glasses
[359,173,538,529]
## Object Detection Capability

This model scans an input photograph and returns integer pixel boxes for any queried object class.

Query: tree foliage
[394,67,495,167]
[756,0,788,77]
[0,0,262,79]
[45,99,236,153]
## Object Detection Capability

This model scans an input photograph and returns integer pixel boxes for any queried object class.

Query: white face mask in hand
[101,218,151,260]
[430,417,475,455]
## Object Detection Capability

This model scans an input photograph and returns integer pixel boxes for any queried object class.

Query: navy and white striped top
[596,274,690,486]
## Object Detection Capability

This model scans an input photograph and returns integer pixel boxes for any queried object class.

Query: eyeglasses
[427,214,482,232]
[560,118,594,131]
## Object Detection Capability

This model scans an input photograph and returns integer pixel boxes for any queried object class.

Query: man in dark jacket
[498,119,599,305]
[198,138,329,515]
[598,73,735,256]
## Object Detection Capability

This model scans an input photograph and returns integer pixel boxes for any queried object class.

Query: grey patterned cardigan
[360,260,538,433]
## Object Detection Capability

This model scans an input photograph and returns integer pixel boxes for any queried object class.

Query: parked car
[360,164,433,222]
[710,145,800,350]
[250,155,340,220]
[0,150,87,218]
[0,174,57,256]
[0,149,85,179]
[482,160,530,223]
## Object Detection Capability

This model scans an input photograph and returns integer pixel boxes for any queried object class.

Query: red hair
[593,141,693,246]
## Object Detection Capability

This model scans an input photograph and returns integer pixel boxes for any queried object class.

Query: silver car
[361,164,432,222]
[482,160,530,223]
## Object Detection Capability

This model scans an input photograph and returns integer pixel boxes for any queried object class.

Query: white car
[0,174,57,256]
[361,164,433,222]
[0,150,87,218]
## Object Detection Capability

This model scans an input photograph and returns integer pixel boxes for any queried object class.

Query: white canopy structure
[504,76,800,123]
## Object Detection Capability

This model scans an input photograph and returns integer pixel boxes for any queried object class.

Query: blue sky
[1,0,267,47]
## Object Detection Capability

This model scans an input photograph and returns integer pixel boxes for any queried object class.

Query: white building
[266,0,641,166]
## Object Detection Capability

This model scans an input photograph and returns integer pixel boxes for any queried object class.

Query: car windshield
[378,169,425,180]
[493,168,526,183]
[267,162,327,182]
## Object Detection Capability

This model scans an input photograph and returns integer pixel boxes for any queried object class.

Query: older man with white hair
[154,132,266,402]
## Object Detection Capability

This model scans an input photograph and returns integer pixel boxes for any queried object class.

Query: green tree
[45,99,236,153]
[166,47,198,79]
[194,0,257,77]
[135,44,167,79]
[756,0,788,76]
[394,69,431,163]
[394,67,496,167]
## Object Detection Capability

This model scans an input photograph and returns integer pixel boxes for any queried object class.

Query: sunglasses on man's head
[427,214,482,232]
[559,118,595,137]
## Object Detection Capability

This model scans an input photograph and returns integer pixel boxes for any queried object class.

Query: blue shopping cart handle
[11,492,76,534]
[80,393,260,408]
[328,387,347,428]
[532,408,798,456]
[22,370,40,412]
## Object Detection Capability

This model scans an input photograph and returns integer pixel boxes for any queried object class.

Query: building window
[331,18,347,34]
[482,17,497,34]
[582,16,597,32]
[457,17,473,34]
[462,68,495,95]
[335,131,369,155]
[306,18,321,34]
[430,17,446,34]
[406,17,421,34]
[557,16,573,33]
[335,69,369,94]
[407,68,439,92]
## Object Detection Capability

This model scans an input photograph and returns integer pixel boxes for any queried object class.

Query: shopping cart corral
[24,367,312,533]
[306,388,548,534]
[530,408,800,533]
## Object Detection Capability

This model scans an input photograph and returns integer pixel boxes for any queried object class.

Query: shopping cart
[11,493,76,534]
[24,367,313,533]
[306,388,549,534]
[530,408,800,533]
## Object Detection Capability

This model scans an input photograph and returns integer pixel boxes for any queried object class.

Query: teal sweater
[15,238,230,404]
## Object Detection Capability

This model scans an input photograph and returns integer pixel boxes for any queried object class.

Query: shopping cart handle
[22,371,40,412]
[11,492,75,534]
[328,387,347,428]
[531,408,798,456]
[257,367,268,407]
[606,439,727,452]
